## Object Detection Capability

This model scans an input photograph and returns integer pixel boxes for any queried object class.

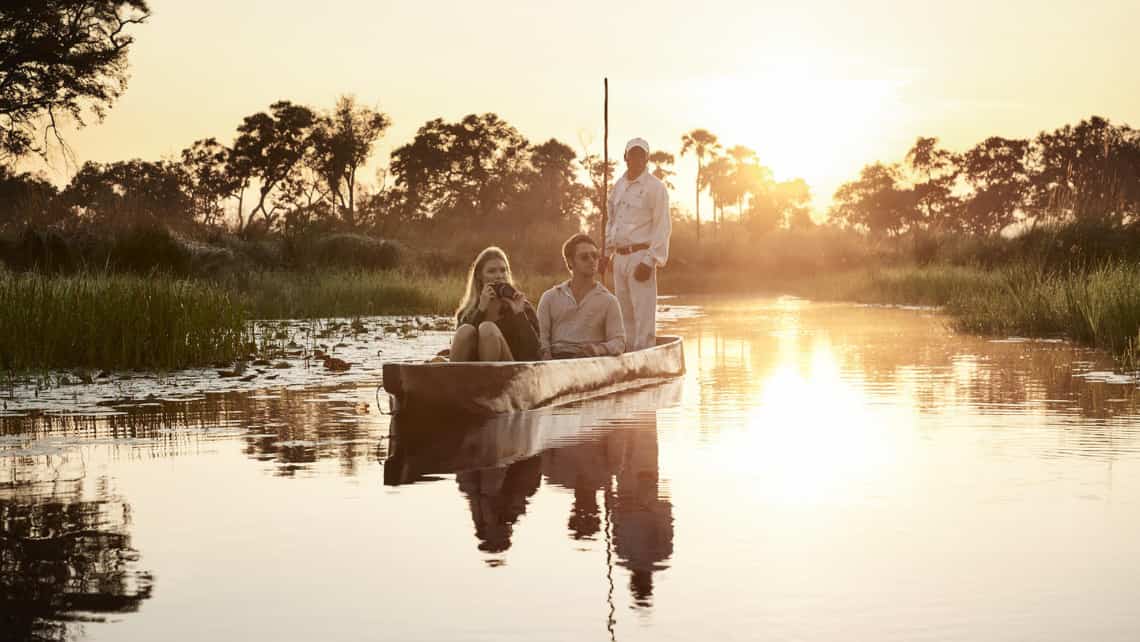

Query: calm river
[3,296,1139,641]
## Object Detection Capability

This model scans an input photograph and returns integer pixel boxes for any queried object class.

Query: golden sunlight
[688,53,911,201]
[712,333,905,505]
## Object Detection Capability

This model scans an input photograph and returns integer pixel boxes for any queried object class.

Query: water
[3,296,1140,641]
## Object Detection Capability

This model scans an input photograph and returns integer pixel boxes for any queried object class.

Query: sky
[35,0,1140,215]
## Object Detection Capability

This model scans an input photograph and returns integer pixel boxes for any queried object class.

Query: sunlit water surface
[3,296,1139,641]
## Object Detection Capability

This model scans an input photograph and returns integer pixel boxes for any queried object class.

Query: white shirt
[606,170,671,268]
[536,280,625,358]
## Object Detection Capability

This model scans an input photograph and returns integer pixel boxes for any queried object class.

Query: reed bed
[228,270,563,319]
[0,269,249,371]
[7,260,1140,372]
[794,262,1140,366]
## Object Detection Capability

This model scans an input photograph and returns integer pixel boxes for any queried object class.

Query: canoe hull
[382,335,684,418]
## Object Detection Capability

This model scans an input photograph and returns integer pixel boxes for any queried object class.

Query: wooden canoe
[381,335,684,418]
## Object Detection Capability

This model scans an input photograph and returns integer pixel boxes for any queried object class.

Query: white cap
[624,137,650,155]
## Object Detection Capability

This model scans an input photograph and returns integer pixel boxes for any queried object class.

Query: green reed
[793,262,1140,366]
[0,269,250,371]
[229,270,562,319]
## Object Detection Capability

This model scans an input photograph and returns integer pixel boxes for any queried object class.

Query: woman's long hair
[456,246,515,324]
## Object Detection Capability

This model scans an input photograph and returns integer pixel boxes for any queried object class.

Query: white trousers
[612,252,657,352]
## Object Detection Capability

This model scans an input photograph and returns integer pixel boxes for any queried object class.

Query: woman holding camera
[451,246,540,362]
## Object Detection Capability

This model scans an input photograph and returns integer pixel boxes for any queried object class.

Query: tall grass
[0,269,249,371]
[792,262,1140,367]
[227,269,562,319]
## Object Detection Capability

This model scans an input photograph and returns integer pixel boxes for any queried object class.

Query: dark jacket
[457,302,541,361]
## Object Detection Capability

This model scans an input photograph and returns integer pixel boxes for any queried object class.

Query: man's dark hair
[562,233,598,264]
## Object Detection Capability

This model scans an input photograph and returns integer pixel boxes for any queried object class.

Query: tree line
[830,116,1140,237]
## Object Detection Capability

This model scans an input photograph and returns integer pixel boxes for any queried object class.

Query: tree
[725,145,758,220]
[648,151,676,189]
[830,163,915,236]
[231,100,317,233]
[309,95,390,229]
[390,113,530,223]
[960,137,1030,234]
[180,138,243,228]
[903,136,961,231]
[702,154,733,235]
[0,0,150,161]
[680,129,720,241]
[61,159,192,227]
[0,166,60,232]
[1030,116,1140,225]
[581,152,615,238]
[524,138,587,225]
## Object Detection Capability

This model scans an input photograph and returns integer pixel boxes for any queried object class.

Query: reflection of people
[610,423,673,606]
[457,456,543,553]
[451,246,540,362]
[602,137,671,351]
[536,234,625,360]
[542,416,674,607]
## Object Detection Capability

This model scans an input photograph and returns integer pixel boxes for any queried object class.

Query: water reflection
[0,479,152,641]
[0,298,1138,641]
[386,381,681,606]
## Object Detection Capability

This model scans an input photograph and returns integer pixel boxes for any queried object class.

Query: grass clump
[0,269,249,371]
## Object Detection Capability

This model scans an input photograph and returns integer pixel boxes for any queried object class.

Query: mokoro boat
[381,335,684,418]
[383,379,682,485]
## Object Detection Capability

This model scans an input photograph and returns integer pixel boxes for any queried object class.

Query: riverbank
[5,262,1140,373]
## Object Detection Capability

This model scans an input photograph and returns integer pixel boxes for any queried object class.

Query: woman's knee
[478,321,501,338]
[455,323,478,340]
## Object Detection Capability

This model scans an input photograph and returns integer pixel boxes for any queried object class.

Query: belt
[614,243,650,255]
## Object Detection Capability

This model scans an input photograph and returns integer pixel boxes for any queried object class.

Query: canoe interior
[382,335,684,418]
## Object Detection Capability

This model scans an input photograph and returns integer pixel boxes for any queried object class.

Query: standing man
[603,137,671,351]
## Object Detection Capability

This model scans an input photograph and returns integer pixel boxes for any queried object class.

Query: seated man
[537,234,626,359]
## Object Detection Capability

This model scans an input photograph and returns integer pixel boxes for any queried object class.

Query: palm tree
[703,154,734,237]
[680,129,720,241]
[648,151,676,189]
[726,145,758,221]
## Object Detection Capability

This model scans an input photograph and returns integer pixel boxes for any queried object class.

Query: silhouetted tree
[231,100,318,233]
[903,136,961,231]
[1030,116,1140,225]
[524,138,587,225]
[831,163,915,236]
[61,159,192,226]
[0,166,60,232]
[648,150,676,189]
[703,154,733,235]
[680,129,720,241]
[309,95,390,229]
[960,136,1030,234]
[180,138,244,227]
[390,113,530,223]
[0,0,150,160]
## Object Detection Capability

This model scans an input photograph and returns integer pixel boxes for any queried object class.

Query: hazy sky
[42,0,1140,213]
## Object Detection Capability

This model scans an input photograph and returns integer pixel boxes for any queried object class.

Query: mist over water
[3,296,1139,641]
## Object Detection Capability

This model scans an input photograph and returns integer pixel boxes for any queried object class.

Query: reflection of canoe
[383,379,682,485]
[381,336,684,418]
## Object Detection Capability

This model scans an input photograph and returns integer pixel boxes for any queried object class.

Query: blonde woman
[451,247,540,362]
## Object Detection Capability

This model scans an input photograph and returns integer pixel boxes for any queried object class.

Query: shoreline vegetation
[6,227,1140,373]
[5,6,1140,375]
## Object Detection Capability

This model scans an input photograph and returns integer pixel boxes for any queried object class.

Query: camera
[491,282,517,299]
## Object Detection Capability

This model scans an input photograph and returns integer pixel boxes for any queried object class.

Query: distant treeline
[829,116,1140,236]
